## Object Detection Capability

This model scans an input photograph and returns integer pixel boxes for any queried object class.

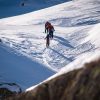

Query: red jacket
[47,25,54,32]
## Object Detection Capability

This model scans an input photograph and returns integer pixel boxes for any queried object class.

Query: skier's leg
[49,31,52,39]
[51,31,53,38]
[47,36,50,47]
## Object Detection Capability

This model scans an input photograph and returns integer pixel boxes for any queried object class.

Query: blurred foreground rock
[5,59,100,100]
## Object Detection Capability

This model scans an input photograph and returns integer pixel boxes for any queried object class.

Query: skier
[48,24,55,39]
[44,21,55,47]
[45,34,50,48]
[45,21,51,33]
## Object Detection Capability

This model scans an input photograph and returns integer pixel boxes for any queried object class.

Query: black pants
[46,35,50,47]
[45,28,49,33]
[49,31,53,38]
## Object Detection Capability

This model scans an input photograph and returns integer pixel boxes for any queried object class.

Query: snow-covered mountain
[0,0,70,7]
[0,0,100,93]
[0,0,71,18]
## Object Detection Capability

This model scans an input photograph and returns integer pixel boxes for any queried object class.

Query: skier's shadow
[54,35,74,49]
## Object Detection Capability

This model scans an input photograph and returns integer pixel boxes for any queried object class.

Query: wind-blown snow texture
[0,0,100,91]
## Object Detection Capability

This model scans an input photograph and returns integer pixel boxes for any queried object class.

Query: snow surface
[0,0,70,18]
[0,0,100,91]
[0,43,55,90]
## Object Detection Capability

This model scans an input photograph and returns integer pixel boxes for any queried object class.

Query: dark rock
[0,82,22,100]
[0,88,15,100]
[5,59,100,100]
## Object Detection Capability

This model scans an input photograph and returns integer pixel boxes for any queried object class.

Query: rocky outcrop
[0,83,22,100]
[0,88,15,100]
[6,59,100,100]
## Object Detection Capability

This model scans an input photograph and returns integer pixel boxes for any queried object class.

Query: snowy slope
[0,0,70,18]
[0,0,100,25]
[0,0,69,7]
[0,0,100,71]
[0,43,54,90]
[0,0,100,91]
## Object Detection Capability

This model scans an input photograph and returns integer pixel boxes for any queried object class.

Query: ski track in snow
[0,24,97,72]
[42,28,96,71]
